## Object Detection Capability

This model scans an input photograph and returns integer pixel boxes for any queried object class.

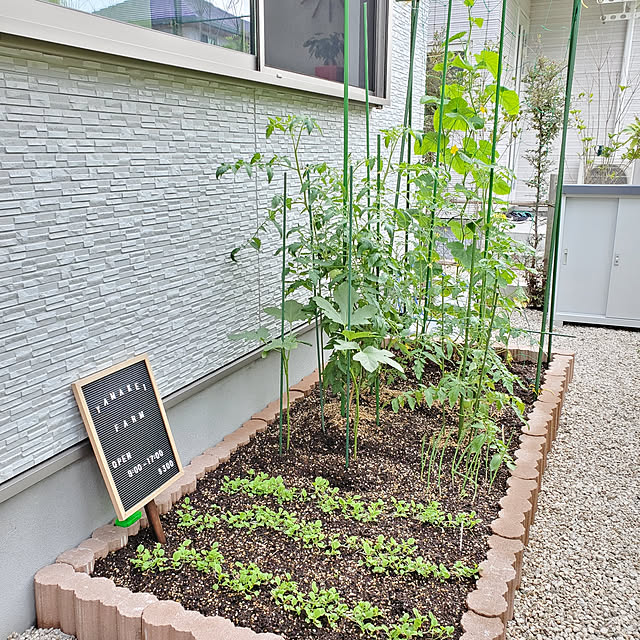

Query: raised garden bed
[34,347,574,640]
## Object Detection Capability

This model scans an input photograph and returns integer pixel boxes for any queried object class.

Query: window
[263,0,387,97]
[5,0,390,103]
[43,0,256,54]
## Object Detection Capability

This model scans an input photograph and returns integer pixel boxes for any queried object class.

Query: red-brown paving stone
[460,610,505,640]
[487,535,525,588]
[506,476,539,516]
[479,549,518,611]
[187,454,220,480]
[177,471,197,500]
[251,391,304,423]
[172,609,206,640]
[222,430,252,452]
[536,391,560,425]
[542,376,565,402]
[518,433,544,453]
[142,600,185,640]
[154,487,174,515]
[73,576,116,640]
[115,517,142,538]
[242,419,269,436]
[34,563,75,629]
[100,586,129,640]
[203,442,232,464]
[290,370,320,396]
[233,424,259,442]
[55,548,95,574]
[490,513,526,543]
[190,615,238,640]
[514,447,543,475]
[499,493,532,529]
[56,569,91,636]
[116,591,159,640]
[552,352,575,380]
[467,577,509,620]
[91,525,129,552]
[546,360,569,387]
[519,433,547,473]
[521,409,550,441]
[510,458,539,485]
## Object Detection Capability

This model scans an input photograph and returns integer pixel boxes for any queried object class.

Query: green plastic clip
[114,510,142,528]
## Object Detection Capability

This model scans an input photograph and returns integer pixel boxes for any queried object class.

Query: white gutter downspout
[616,2,637,128]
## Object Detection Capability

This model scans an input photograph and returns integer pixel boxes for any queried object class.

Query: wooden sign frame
[72,354,183,521]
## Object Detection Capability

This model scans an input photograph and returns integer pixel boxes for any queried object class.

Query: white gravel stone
[508,310,640,640]
[6,629,74,640]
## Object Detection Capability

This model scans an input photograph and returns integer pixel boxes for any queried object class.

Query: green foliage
[216,3,532,489]
[130,543,168,572]
[226,562,273,600]
[222,470,297,503]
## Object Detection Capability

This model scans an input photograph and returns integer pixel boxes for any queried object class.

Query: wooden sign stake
[144,499,166,544]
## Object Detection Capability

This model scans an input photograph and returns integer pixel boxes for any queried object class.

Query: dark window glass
[44,0,255,54]
[264,0,385,96]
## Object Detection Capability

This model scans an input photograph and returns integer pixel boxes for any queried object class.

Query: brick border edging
[35,354,574,640]
[460,349,575,640]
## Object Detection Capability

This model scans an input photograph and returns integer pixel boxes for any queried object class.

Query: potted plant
[303,32,344,82]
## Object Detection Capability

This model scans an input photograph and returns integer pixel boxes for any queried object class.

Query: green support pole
[364,3,371,216]
[345,167,354,468]
[483,0,508,257]
[422,0,453,332]
[278,173,287,456]
[536,0,582,390]
[343,0,350,207]
[393,0,419,224]
[306,169,326,434]
[376,132,381,427]
[477,0,508,328]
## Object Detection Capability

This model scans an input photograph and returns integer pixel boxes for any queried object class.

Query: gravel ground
[6,630,73,640]
[508,310,640,640]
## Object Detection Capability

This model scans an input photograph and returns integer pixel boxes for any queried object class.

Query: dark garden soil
[93,360,539,640]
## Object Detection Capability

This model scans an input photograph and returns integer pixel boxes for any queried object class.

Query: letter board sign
[72,355,183,520]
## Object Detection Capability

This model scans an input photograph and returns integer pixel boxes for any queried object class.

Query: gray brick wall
[0,2,428,482]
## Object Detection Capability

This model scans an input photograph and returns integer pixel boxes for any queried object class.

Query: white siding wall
[0,2,429,482]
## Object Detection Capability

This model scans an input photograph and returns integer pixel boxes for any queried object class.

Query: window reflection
[44,0,255,53]
[264,0,380,93]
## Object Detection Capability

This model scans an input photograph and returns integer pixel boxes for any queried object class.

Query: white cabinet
[555,186,640,329]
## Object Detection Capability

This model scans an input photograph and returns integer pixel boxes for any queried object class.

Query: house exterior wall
[514,1,640,201]
[0,2,429,635]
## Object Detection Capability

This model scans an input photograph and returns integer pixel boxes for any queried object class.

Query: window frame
[0,0,391,105]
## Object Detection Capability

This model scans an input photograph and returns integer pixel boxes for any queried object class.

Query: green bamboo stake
[306,169,326,433]
[392,0,419,232]
[482,0,508,258]
[278,173,288,456]
[535,0,582,390]
[343,0,350,208]
[477,0,509,329]
[422,0,453,333]
[544,0,583,366]
[375,132,381,427]
[345,166,354,468]
[364,3,371,216]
